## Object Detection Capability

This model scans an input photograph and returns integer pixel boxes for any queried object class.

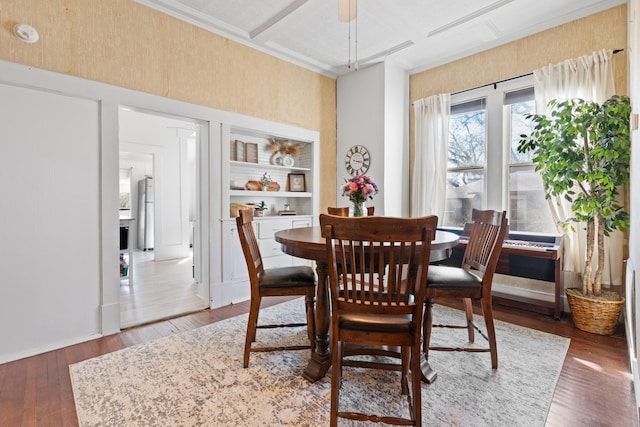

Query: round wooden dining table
[274,226,459,383]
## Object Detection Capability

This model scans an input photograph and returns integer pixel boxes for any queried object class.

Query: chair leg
[463,298,475,343]
[243,296,261,368]
[423,299,434,355]
[480,295,498,369]
[411,342,422,427]
[401,347,410,395]
[330,339,342,427]
[305,292,316,353]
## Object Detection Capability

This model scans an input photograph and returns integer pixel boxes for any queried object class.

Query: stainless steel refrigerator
[138,177,154,251]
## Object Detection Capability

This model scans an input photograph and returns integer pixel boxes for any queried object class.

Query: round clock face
[345,145,371,176]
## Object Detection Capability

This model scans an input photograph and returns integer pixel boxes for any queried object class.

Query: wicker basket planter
[565,289,625,335]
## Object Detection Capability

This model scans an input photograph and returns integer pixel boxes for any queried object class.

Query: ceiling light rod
[353,9,358,71]
[339,0,358,71]
[338,0,356,22]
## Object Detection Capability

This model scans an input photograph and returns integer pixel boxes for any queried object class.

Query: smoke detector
[13,24,39,43]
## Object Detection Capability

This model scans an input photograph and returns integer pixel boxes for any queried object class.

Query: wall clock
[344,145,370,176]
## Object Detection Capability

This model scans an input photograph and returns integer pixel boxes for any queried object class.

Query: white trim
[448,74,536,215]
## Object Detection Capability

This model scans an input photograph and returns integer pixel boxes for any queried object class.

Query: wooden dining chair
[235,209,317,368]
[327,206,375,216]
[320,214,437,427]
[423,209,508,369]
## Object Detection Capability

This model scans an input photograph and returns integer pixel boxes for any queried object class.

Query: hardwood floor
[120,249,208,329]
[0,296,637,426]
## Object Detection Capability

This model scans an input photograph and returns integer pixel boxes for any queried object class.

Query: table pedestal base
[303,262,332,383]
[420,355,438,384]
[302,352,331,382]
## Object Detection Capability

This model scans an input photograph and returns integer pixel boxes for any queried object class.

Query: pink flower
[341,175,379,203]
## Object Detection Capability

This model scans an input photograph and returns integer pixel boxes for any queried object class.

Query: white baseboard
[492,282,567,312]
[0,333,102,365]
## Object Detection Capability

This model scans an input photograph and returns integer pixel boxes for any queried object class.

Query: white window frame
[448,75,536,220]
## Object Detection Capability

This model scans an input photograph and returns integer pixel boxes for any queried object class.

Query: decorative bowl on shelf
[282,155,295,167]
[267,182,280,191]
[246,180,262,191]
[270,152,283,165]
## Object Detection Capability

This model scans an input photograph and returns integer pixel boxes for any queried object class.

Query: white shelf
[223,122,318,221]
[230,160,310,173]
[229,190,311,198]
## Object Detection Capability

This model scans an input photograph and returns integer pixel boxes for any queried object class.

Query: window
[444,100,486,226]
[506,89,556,233]
[443,77,555,233]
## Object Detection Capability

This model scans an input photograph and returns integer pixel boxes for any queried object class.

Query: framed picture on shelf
[288,173,306,192]
[245,142,258,163]
[235,140,245,162]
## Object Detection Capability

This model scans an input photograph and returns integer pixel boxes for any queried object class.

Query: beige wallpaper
[0,0,337,210]
[410,5,628,100]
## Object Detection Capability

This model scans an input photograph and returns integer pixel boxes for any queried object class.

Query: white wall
[336,63,385,212]
[336,61,409,216]
[0,82,102,363]
[626,0,640,412]
[384,62,410,218]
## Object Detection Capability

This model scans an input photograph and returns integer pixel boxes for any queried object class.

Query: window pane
[509,165,556,233]
[508,99,556,233]
[510,99,535,163]
[444,171,484,227]
[448,110,485,168]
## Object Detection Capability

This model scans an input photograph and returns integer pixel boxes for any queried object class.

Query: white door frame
[0,60,219,339]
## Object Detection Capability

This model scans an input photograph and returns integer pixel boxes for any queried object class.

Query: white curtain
[533,49,622,286]
[411,94,450,224]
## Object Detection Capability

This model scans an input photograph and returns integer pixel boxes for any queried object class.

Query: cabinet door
[292,219,312,228]
[258,219,292,239]
[223,224,249,282]
[259,237,285,259]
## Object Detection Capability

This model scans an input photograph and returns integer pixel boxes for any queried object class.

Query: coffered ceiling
[135,0,626,78]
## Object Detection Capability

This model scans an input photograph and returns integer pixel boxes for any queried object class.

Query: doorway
[118,107,208,328]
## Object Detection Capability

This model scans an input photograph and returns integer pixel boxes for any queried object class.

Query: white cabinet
[219,216,314,305]
[213,120,319,307]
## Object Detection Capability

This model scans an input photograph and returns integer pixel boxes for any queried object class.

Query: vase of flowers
[259,172,272,191]
[341,175,378,217]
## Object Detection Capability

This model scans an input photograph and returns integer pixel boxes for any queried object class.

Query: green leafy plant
[518,95,631,297]
[259,173,272,188]
[255,201,267,211]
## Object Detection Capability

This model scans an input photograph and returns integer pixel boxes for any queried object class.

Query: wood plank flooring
[120,249,207,329]
[0,296,637,426]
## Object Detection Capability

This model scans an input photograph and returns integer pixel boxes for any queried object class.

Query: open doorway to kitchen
[118,107,208,328]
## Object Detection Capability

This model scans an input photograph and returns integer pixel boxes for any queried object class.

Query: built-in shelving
[215,120,319,307]
[222,122,319,220]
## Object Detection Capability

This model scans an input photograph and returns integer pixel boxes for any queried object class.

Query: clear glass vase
[350,201,367,217]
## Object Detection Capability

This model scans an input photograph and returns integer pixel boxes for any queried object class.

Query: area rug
[70,299,569,426]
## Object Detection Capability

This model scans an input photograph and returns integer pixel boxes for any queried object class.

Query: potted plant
[259,172,272,191]
[518,95,631,335]
[254,201,267,217]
